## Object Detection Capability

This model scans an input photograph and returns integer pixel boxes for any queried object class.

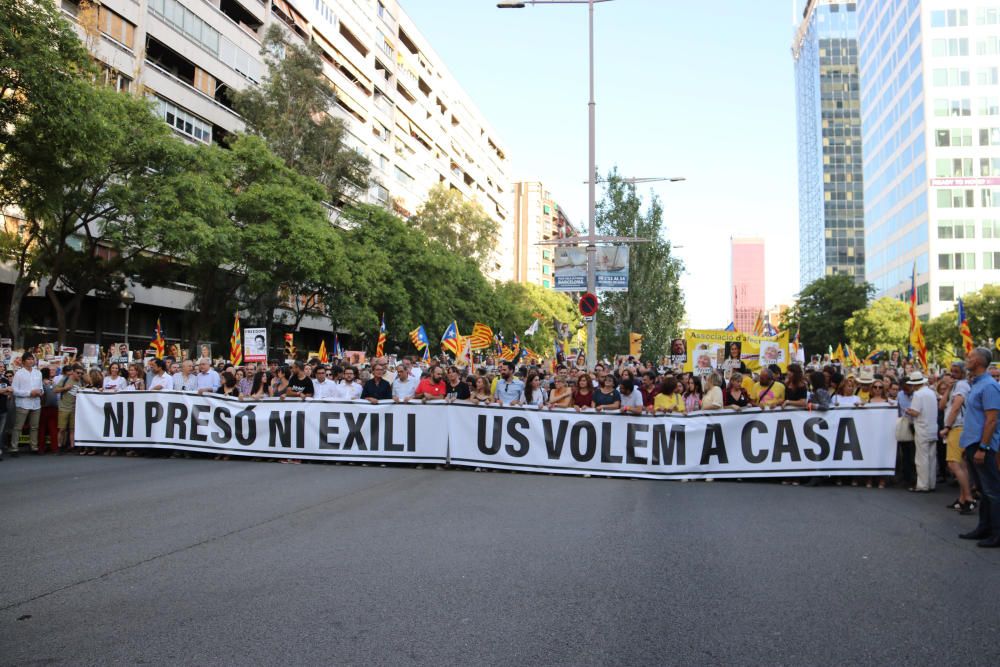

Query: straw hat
[904,371,928,385]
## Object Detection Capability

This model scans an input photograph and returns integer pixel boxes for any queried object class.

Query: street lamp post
[500,0,612,368]
[119,288,135,351]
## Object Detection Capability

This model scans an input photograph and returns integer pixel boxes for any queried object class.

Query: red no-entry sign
[579,292,599,317]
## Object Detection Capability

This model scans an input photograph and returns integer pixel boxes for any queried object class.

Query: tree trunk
[46,283,69,345]
[7,273,32,348]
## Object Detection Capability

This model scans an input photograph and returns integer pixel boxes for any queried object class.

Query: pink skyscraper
[731,238,765,333]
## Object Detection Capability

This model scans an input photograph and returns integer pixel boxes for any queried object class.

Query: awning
[333,84,367,123]
[313,30,373,95]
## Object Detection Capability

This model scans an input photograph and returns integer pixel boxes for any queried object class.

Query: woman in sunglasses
[864,378,891,488]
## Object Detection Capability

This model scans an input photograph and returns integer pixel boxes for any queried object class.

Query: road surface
[1,456,995,665]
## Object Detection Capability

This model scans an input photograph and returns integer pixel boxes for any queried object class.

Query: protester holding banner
[701,373,724,410]
[361,362,392,402]
[722,373,750,409]
[493,361,524,406]
[572,374,594,410]
[515,372,546,407]
[653,377,684,413]
[593,375,621,412]
[414,366,446,401]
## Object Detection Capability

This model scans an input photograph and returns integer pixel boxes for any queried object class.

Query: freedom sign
[76,393,896,479]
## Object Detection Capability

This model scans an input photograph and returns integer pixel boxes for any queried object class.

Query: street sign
[579,292,598,317]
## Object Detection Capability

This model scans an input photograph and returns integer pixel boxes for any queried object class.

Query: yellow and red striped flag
[469,323,494,350]
[909,264,928,371]
[229,312,242,366]
[318,340,328,364]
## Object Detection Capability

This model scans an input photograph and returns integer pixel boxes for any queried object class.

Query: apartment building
[56,0,514,280]
[731,238,765,333]
[793,0,867,288]
[859,0,1000,317]
[511,182,576,289]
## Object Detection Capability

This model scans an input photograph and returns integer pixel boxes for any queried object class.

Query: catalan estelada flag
[375,313,387,358]
[149,317,166,360]
[409,325,429,351]
[469,323,494,350]
[441,321,462,356]
[229,312,242,366]
[958,298,974,356]
[909,263,928,371]
[318,340,328,364]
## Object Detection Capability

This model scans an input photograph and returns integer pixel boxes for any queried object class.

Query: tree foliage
[925,285,1000,362]
[844,297,910,355]
[782,275,872,356]
[594,169,684,358]
[410,184,499,271]
[232,25,369,205]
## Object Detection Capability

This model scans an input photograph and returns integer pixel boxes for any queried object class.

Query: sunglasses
[873,384,884,389]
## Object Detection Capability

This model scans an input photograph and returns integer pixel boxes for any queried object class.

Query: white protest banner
[244,328,268,363]
[446,404,896,479]
[75,391,449,464]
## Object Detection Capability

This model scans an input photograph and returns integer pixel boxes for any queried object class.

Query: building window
[933,98,971,116]
[937,220,975,238]
[542,265,551,275]
[984,252,1000,269]
[978,67,1000,85]
[393,165,413,186]
[978,8,1000,25]
[936,189,975,208]
[980,128,1000,146]
[98,6,136,48]
[983,220,1000,238]
[933,68,970,86]
[371,182,389,205]
[978,37,1000,56]
[935,158,974,177]
[935,128,974,146]
[932,38,969,57]
[983,189,1000,207]
[982,158,1000,176]
[542,279,550,288]
[979,97,1000,116]
[939,285,955,301]
[931,9,968,27]
[152,96,212,144]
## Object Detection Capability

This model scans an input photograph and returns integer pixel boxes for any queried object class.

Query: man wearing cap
[904,371,939,492]
[958,348,1000,547]
[940,361,975,514]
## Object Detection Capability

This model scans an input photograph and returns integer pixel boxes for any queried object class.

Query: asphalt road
[1,455,996,666]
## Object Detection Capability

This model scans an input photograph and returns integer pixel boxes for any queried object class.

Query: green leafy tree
[594,169,684,358]
[410,184,499,271]
[232,25,369,205]
[488,282,578,354]
[0,0,92,168]
[925,285,1000,363]
[844,297,910,356]
[782,275,872,356]
[0,74,211,344]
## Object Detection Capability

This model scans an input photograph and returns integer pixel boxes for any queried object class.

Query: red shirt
[415,378,446,398]
[573,390,594,408]
[640,385,660,408]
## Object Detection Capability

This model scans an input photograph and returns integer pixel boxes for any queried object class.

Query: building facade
[55,0,514,280]
[511,182,576,288]
[794,0,866,288]
[731,238,766,332]
[7,0,516,353]
[859,0,1000,318]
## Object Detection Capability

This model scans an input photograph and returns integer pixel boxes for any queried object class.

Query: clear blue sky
[402,0,801,327]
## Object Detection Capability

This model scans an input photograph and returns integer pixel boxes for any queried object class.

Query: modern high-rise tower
[732,238,766,332]
[793,0,866,289]
[858,0,1000,317]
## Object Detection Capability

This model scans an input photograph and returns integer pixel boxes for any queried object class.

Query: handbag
[894,416,914,442]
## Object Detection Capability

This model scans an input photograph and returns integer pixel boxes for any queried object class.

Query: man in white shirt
[11,352,43,455]
[195,358,221,395]
[392,364,419,402]
[330,366,362,401]
[405,358,422,381]
[619,380,644,414]
[148,359,174,391]
[905,371,939,492]
[172,359,198,392]
[312,365,337,399]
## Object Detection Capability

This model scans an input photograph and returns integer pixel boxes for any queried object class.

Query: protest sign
[76,394,894,479]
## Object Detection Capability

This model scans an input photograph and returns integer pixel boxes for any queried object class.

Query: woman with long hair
[783,363,809,408]
[683,375,702,413]
[573,373,594,410]
[518,372,546,407]
[592,374,620,412]
[248,371,273,399]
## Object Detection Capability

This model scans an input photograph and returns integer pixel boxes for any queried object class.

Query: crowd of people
[1,345,998,547]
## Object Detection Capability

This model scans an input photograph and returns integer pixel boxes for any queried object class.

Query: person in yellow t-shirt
[653,376,686,413]
[751,367,785,407]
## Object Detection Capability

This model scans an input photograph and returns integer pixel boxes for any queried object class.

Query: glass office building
[794,1,866,289]
[859,0,1000,317]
